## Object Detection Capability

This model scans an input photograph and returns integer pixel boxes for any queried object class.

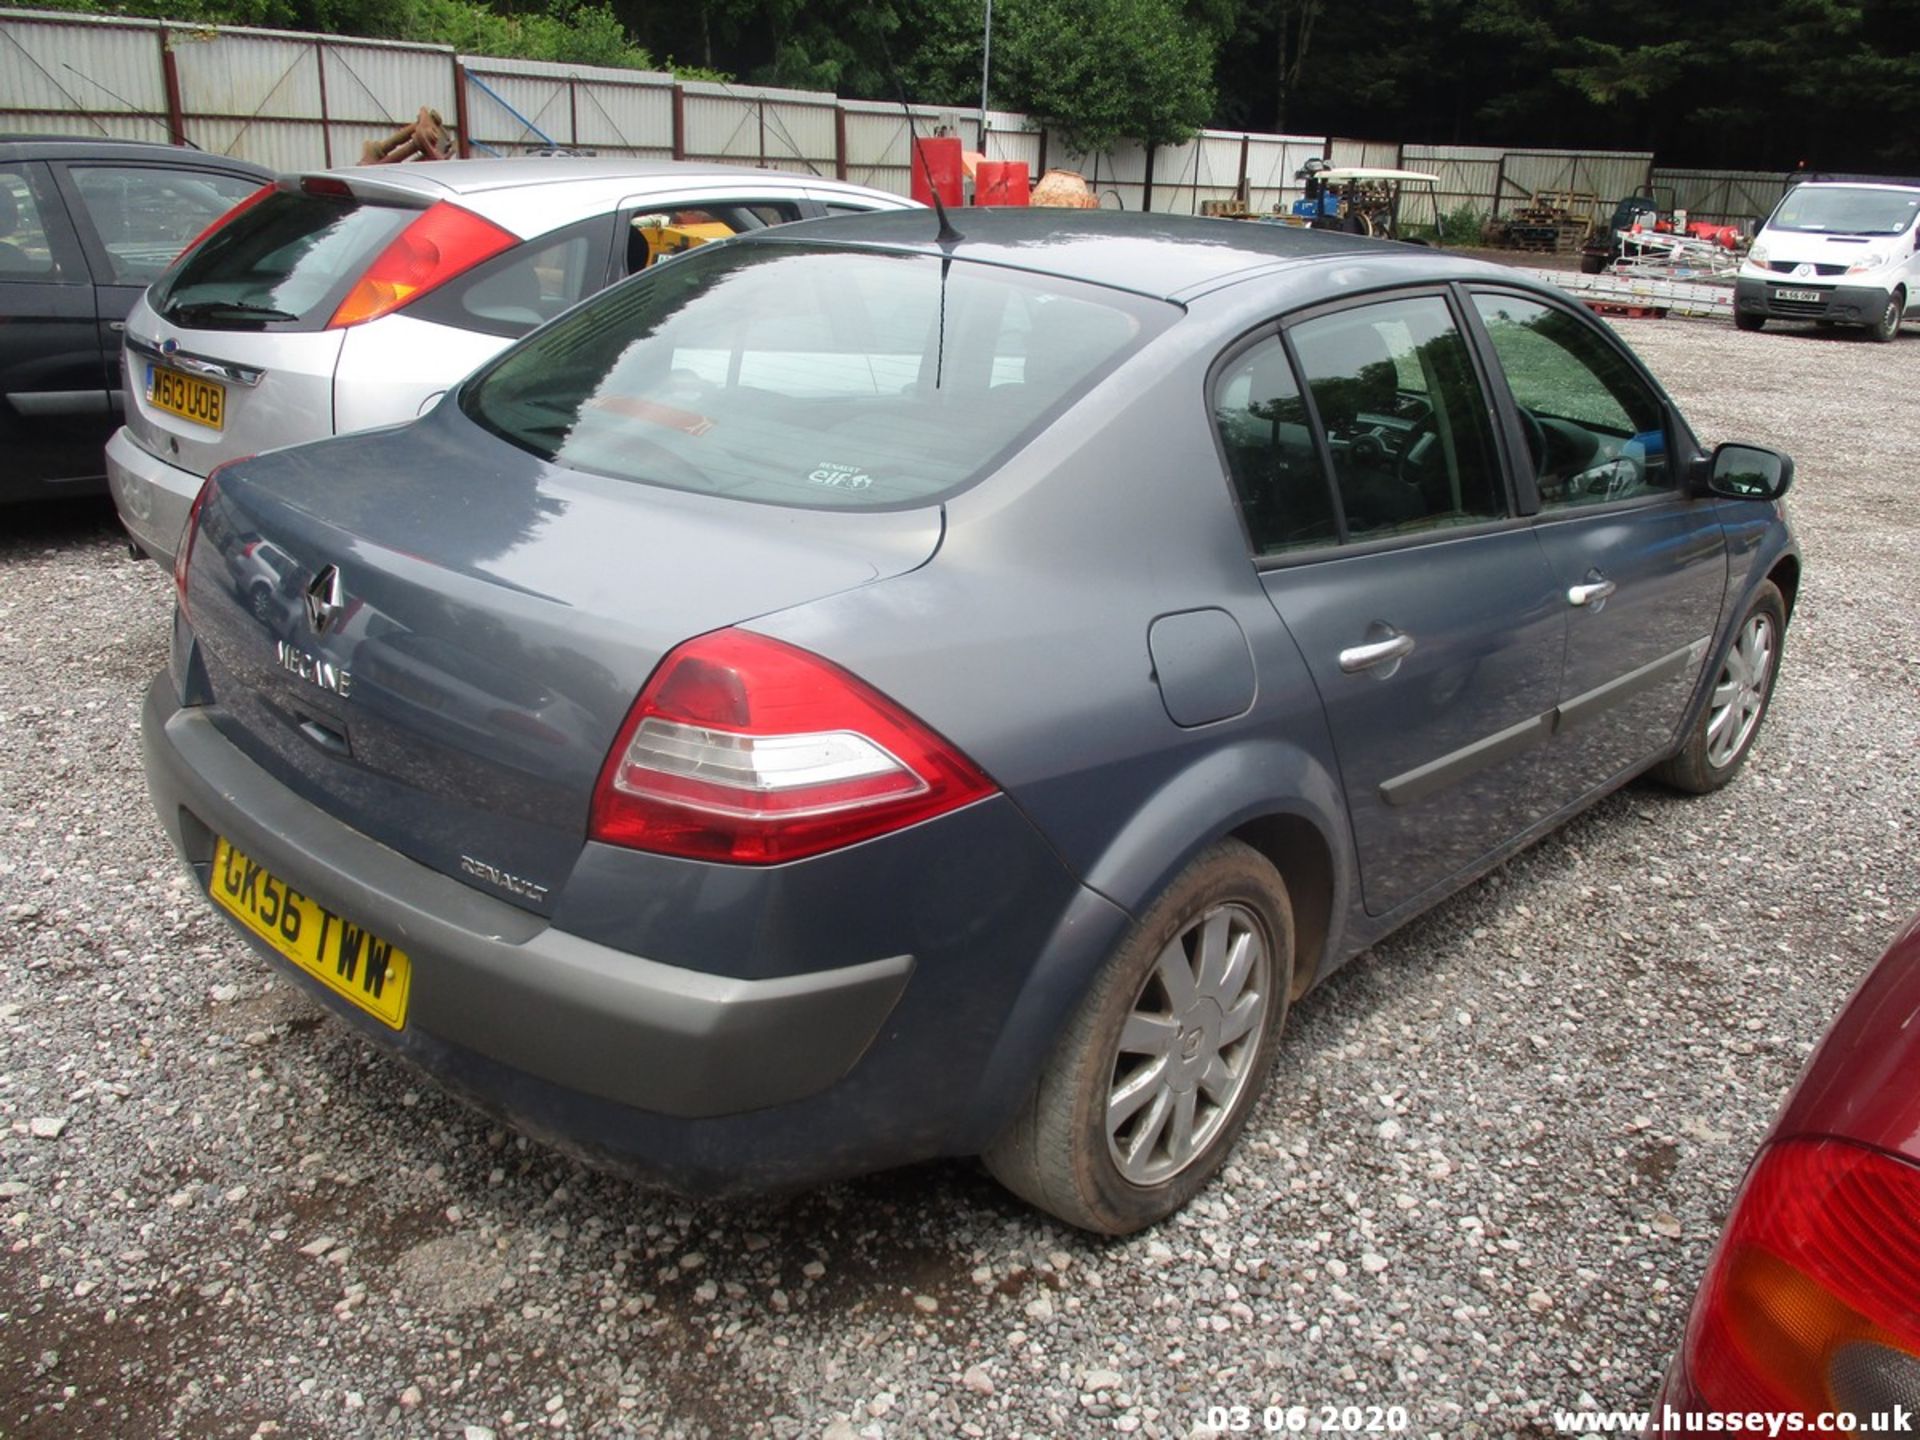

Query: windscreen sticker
[808,461,875,491]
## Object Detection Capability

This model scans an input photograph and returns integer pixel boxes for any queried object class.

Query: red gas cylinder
[974,161,1031,207]
[910,137,964,209]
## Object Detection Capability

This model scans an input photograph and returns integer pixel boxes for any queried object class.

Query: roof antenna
[874,20,963,246]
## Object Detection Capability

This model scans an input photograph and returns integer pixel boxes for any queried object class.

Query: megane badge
[305,565,345,634]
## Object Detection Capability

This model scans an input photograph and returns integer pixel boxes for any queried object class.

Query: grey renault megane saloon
[141,209,1799,1233]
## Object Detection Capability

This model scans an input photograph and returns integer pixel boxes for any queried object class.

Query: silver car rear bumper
[107,425,202,570]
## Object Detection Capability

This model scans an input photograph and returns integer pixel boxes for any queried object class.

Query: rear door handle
[1568,579,1617,607]
[1339,632,1416,673]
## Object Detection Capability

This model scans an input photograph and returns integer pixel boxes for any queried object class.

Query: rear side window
[411,221,604,339]
[0,167,57,278]
[149,192,411,327]
[462,243,1168,510]
[66,165,262,285]
[1288,296,1507,541]
[1213,336,1338,555]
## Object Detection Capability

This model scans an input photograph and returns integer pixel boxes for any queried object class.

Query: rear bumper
[141,675,1129,1192]
[107,426,201,570]
[1734,276,1893,324]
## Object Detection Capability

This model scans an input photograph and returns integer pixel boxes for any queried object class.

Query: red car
[1659,914,1920,1432]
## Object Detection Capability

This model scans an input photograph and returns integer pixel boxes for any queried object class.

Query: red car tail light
[590,629,996,864]
[327,202,517,329]
[172,181,275,264]
[174,457,253,620]
[1684,1136,1920,1424]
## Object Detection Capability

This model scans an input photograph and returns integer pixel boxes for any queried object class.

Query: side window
[444,230,596,338]
[1211,335,1338,555]
[1289,295,1508,540]
[66,166,261,285]
[0,166,59,279]
[624,199,805,275]
[1471,292,1671,508]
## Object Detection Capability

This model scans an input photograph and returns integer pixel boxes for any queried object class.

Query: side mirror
[1701,442,1794,501]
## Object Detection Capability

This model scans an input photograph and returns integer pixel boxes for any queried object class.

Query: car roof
[742,206,1513,303]
[307,156,902,201]
[0,135,271,174]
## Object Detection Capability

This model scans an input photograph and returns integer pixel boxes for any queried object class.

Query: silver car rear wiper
[167,301,300,324]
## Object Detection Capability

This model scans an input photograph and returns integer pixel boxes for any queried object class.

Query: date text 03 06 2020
[1204,1405,1412,1435]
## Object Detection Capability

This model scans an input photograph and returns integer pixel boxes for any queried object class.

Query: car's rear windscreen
[459,243,1173,510]
[150,191,413,328]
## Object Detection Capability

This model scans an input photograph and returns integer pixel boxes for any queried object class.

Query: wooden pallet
[1583,301,1669,319]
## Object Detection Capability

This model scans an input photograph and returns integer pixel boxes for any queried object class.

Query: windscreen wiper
[167,301,300,324]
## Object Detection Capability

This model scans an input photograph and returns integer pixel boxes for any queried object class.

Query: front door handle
[1339,631,1416,674]
[1568,578,1617,607]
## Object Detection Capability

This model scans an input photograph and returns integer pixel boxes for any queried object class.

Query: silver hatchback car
[107,157,913,567]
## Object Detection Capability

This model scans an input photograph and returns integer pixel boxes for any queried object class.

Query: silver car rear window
[460,243,1172,510]
[150,191,411,328]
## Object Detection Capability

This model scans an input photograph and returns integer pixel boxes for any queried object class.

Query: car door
[1215,290,1566,918]
[1467,289,1728,794]
[0,160,108,492]
[53,161,265,405]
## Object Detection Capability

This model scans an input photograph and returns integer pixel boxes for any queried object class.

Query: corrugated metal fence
[0,7,1789,225]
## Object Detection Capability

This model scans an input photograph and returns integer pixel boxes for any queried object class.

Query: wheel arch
[961,741,1356,1149]
[1767,552,1801,621]
[1229,812,1336,1001]
[1075,737,1356,995]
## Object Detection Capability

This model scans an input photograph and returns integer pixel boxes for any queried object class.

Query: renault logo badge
[305,565,345,634]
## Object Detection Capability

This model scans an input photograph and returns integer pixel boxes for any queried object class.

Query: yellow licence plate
[146,362,225,430]
[209,837,410,1029]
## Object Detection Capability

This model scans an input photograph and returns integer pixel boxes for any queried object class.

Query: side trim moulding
[1378,637,1708,808]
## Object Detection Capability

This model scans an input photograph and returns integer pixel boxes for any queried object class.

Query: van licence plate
[1772,288,1824,304]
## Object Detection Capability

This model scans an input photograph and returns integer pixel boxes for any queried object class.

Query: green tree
[999,0,1217,150]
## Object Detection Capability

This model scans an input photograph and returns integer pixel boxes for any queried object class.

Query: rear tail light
[172,182,275,264]
[1682,1137,1920,1426]
[174,456,253,620]
[590,629,996,864]
[327,202,517,329]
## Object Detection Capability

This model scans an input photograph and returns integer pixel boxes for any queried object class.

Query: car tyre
[1655,581,1786,795]
[248,585,275,625]
[984,839,1293,1234]
[1869,288,1904,343]
[1734,311,1766,332]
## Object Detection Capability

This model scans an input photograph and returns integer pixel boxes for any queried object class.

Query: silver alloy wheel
[1706,611,1776,768]
[1105,901,1269,1187]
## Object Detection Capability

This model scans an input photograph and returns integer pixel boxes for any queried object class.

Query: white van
[1734,180,1920,340]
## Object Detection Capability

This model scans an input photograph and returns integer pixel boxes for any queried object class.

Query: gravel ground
[3,314,1917,1440]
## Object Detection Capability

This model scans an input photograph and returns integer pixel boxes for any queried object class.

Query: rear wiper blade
[167,301,299,323]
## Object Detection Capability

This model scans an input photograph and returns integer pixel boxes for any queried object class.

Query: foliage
[402,0,650,67]
[997,0,1218,151]
[1437,202,1485,247]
